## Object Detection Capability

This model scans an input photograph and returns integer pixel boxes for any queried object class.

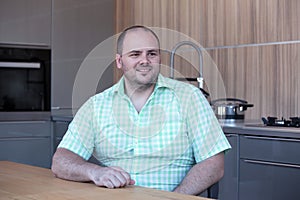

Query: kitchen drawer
[239,158,300,200]
[240,135,300,165]
[0,137,51,168]
[0,121,50,138]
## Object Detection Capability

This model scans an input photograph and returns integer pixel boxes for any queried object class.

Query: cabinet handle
[0,121,47,124]
[0,42,49,48]
[0,137,49,141]
[243,159,300,169]
[51,107,73,110]
[244,135,300,142]
[226,134,238,137]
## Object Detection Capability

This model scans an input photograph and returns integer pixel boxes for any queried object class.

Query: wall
[114,0,300,120]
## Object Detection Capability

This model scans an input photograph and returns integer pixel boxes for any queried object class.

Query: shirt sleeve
[58,97,95,160]
[186,89,231,163]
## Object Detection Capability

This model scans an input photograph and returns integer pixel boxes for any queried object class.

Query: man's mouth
[136,67,152,72]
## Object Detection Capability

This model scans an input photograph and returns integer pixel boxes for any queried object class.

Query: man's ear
[116,54,122,69]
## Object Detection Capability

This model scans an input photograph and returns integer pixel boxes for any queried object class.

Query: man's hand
[89,166,135,188]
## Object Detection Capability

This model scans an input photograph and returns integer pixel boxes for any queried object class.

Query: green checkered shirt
[58,74,231,191]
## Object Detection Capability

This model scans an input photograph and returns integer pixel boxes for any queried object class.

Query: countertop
[220,120,300,138]
[51,110,74,122]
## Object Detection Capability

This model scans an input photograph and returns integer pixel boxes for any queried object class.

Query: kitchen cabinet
[0,0,51,46]
[239,135,300,200]
[219,134,239,200]
[51,0,114,112]
[0,121,51,168]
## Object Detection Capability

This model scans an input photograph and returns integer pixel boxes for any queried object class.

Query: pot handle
[240,103,254,111]
[211,98,248,105]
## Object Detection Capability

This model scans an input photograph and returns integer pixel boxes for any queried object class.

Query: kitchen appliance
[211,98,254,120]
[262,116,300,128]
[0,47,50,112]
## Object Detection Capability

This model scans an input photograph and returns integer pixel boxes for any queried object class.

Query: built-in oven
[0,47,50,117]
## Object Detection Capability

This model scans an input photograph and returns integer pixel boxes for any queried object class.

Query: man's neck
[124,83,155,113]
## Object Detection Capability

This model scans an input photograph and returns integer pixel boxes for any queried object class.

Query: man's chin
[136,77,157,87]
[137,73,157,82]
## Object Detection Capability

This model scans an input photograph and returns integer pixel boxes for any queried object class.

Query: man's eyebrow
[128,50,142,53]
[147,49,160,52]
[122,50,141,55]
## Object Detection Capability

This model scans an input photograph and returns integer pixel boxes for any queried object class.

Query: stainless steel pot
[211,98,253,120]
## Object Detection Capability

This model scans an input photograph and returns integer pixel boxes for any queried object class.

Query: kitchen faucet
[170,41,208,97]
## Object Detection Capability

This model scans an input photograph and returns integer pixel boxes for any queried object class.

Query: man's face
[116,29,161,89]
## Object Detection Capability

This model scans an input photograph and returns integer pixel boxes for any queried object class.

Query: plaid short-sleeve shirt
[58,74,231,191]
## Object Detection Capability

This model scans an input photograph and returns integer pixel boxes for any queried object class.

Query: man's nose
[139,52,150,65]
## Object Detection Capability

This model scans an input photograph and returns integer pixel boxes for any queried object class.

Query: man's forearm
[51,148,135,188]
[173,152,224,195]
[51,148,99,182]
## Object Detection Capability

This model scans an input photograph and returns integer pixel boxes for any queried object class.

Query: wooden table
[0,161,211,200]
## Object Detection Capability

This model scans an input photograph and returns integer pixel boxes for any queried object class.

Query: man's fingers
[103,179,114,189]
[129,179,135,185]
[107,175,124,188]
[109,167,133,186]
[93,167,134,188]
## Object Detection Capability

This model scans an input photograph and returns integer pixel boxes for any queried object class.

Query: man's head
[116,26,161,90]
[116,25,160,55]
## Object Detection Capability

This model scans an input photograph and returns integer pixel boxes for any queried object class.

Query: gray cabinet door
[0,121,50,137]
[0,0,51,46]
[0,121,51,168]
[219,134,239,200]
[240,135,300,164]
[239,135,300,200]
[51,0,114,111]
[0,137,51,168]
[239,159,300,200]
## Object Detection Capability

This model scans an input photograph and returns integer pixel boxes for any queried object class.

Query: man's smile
[136,67,152,73]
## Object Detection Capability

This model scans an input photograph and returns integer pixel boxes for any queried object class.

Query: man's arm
[173,152,224,195]
[51,148,135,188]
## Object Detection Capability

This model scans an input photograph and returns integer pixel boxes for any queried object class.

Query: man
[52,25,231,195]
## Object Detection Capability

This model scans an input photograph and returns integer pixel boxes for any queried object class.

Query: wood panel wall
[200,0,300,46]
[114,0,300,120]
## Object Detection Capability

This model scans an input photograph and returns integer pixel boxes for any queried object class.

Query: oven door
[0,60,50,111]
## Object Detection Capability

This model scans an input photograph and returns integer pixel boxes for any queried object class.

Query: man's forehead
[123,47,159,54]
[122,30,159,53]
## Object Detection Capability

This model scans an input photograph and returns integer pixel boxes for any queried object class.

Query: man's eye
[148,52,158,57]
[129,53,140,57]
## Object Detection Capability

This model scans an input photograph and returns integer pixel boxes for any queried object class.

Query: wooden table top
[0,161,211,200]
